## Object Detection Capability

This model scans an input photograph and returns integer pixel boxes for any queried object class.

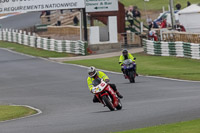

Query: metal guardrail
[126,17,149,34]
[41,10,80,26]
[132,17,149,30]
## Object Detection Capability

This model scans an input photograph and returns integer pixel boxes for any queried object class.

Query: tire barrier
[143,39,200,60]
[0,29,87,55]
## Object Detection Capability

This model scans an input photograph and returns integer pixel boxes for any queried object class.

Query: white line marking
[0,48,36,58]
[0,104,42,123]
[144,75,200,83]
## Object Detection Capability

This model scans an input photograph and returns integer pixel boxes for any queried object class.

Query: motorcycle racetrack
[0,48,200,133]
[0,12,41,29]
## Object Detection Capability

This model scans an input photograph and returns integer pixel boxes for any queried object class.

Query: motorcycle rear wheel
[102,95,115,111]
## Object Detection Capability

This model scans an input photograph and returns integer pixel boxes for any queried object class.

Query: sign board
[0,0,85,14]
[86,0,118,12]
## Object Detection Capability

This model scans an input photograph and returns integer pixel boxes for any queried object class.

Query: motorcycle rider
[119,49,138,77]
[87,66,123,103]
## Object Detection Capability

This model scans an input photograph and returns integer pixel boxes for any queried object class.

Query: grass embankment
[66,53,200,81]
[0,105,37,122]
[120,0,200,10]
[0,41,72,58]
[114,119,200,133]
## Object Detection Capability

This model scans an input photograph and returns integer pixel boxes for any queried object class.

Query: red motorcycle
[92,79,122,111]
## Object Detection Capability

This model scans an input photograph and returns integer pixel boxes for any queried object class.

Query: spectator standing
[160,17,167,28]
[132,6,141,18]
[146,15,152,24]
[148,21,159,31]
[134,9,141,18]
[40,11,45,18]
[132,6,136,16]
[57,15,64,26]
[125,8,129,18]
[152,21,159,28]
[175,2,181,10]
[127,8,134,27]
[60,10,63,14]
[146,15,152,30]
[45,11,51,22]
[176,23,186,32]
[187,1,191,6]
[73,16,79,26]
[149,30,158,41]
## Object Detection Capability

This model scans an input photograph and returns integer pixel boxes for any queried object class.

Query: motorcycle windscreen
[92,78,101,87]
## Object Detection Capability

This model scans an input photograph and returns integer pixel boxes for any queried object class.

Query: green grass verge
[114,119,200,133]
[0,105,37,122]
[65,53,200,81]
[0,41,72,58]
[120,0,200,10]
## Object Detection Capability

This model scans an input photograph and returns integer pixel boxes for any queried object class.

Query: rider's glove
[91,88,94,94]
[105,79,110,83]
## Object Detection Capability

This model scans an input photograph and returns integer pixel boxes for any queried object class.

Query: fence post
[84,41,88,55]
[140,22,143,33]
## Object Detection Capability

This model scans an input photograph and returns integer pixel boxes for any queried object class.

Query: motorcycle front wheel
[116,99,122,110]
[129,71,135,83]
[102,95,115,111]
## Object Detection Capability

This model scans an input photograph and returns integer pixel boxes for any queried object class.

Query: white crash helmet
[88,66,97,78]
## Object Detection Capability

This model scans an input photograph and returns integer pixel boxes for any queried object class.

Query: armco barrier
[0,29,87,55]
[143,39,200,59]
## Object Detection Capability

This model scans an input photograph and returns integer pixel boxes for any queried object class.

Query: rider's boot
[116,91,123,99]
[124,74,128,79]
[135,73,138,76]
[122,70,128,79]
[135,66,138,76]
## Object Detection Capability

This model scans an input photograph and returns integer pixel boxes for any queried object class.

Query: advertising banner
[86,0,118,12]
[0,0,85,14]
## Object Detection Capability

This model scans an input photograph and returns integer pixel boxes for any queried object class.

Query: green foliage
[0,105,37,121]
[66,53,200,81]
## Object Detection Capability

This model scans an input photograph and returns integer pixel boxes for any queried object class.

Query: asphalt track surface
[0,48,200,133]
[0,12,41,29]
